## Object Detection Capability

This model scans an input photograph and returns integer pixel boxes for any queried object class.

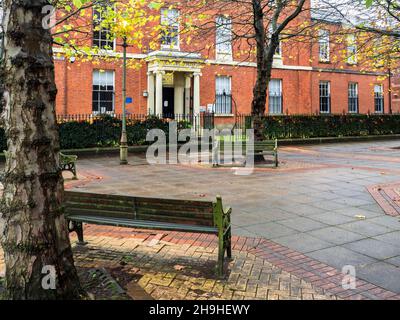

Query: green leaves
[148,1,163,10]
[365,0,374,8]
[71,0,90,9]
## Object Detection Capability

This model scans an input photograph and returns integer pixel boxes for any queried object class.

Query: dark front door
[162,87,174,118]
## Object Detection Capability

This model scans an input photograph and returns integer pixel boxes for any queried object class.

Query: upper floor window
[318,29,330,62]
[161,8,179,50]
[319,81,330,113]
[93,7,114,50]
[269,79,283,114]
[374,84,384,113]
[214,76,232,114]
[216,16,232,61]
[347,34,357,65]
[93,70,115,114]
[348,83,358,113]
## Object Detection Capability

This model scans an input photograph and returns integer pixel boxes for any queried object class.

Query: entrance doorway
[162,87,174,118]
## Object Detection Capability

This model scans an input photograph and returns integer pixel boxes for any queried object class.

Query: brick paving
[0,225,339,300]
[368,182,400,217]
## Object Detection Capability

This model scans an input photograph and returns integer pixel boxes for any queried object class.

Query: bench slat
[65,191,136,203]
[136,212,214,227]
[135,201,213,214]
[136,207,213,218]
[66,202,134,213]
[65,208,134,219]
[68,215,218,234]
[135,197,213,209]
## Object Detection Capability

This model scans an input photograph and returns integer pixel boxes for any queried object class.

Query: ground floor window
[92,70,115,114]
[319,81,330,113]
[269,79,282,114]
[214,76,232,114]
[348,82,358,113]
[374,84,384,113]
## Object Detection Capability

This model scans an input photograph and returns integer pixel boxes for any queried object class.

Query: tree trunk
[0,0,82,299]
[251,0,279,163]
[251,0,277,144]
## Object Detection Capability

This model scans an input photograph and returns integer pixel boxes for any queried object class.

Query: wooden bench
[245,139,278,167]
[212,139,278,167]
[60,153,78,179]
[64,191,232,276]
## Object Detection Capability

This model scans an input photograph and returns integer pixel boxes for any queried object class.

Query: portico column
[193,72,201,115]
[184,73,192,115]
[147,71,155,115]
[155,71,164,117]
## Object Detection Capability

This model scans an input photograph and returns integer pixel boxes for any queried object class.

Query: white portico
[146,51,204,117]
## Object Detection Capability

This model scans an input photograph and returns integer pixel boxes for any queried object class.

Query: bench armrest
[60,153,78,162]
[224,207,232,216]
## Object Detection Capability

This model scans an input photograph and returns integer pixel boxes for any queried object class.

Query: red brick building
[53,0,399,124]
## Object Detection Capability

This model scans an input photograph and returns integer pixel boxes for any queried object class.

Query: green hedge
[0,115,191,151]
[254,114,400,139]
[58,115,191,150]
[1,114,399,151]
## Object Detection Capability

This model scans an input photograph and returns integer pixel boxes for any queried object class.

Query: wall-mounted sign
[126,97,133,104]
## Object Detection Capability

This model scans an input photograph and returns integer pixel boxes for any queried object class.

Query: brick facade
[53,0,399,119]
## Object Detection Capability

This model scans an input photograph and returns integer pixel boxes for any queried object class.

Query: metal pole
[120,36,128,165]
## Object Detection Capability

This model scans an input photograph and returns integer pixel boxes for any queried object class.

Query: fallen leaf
[355,215,366,220]
[174,265,185,271]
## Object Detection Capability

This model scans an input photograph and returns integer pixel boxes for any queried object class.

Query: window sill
[160,45,180,51]
[215,56,233,63]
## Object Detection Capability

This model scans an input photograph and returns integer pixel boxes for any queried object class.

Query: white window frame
[269,79,283,114]
[374,84,384,113]
[319,81,331,113]
[160,8,180,50]
[347,34,357,65]
[318,29,330,62]
[93,6,115,51]
[214,76,232,114]
[92,70,115,114]
[216,15,233,61]
[348,82,358,113]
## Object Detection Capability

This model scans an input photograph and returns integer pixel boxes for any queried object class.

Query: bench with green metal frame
[64,191,232,276]
[245,139,278,167]
[60,153,78,179]
[213,138,278,167]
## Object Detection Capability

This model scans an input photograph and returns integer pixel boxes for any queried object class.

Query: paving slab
[271,233,334,253]
[308,226,366,245]
[344,239,400,260]
[357,262,400,294]
[308,246,377,269]
[339,221,395,237]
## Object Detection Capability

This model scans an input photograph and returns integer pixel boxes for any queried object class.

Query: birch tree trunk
[0,0,82,299]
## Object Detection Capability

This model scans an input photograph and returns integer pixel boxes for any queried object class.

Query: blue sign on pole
[126,97,133,104]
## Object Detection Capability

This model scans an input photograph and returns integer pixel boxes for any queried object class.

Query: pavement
[69,140,400,294]
[1,139,400,300]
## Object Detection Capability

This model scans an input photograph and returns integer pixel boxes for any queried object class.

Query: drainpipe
[64,58,68,115]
